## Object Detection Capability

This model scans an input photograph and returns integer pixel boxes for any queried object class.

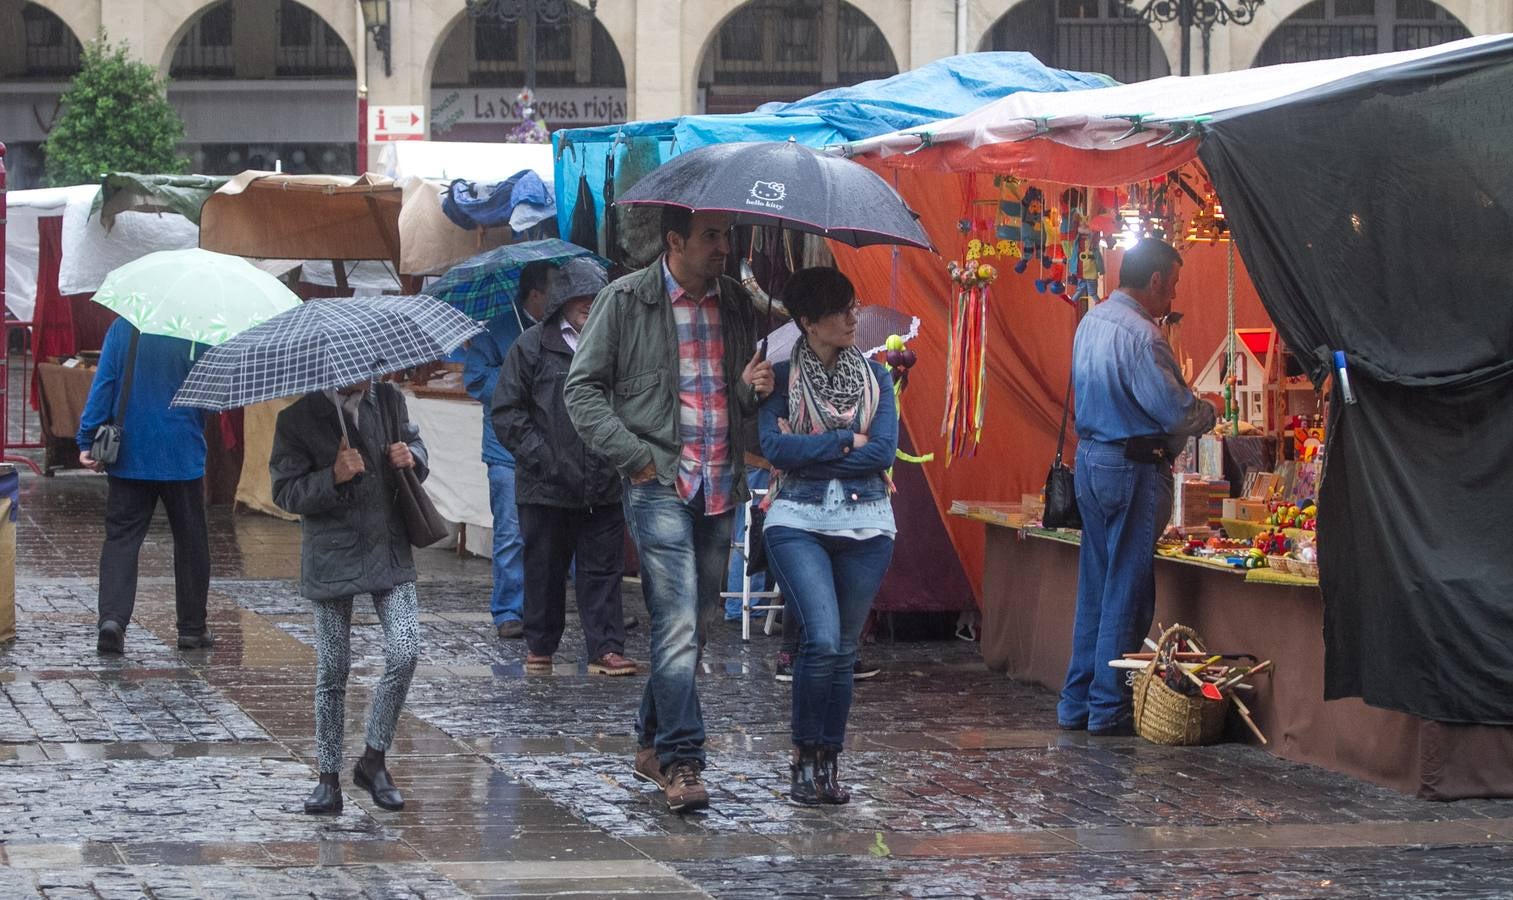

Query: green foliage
[44,34,189,187]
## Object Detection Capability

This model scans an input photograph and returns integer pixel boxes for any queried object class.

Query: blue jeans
[725,466,772,619]
[765,526,893,748]
[622,480,733,768]
[1058,441,1174,731]
[488,462,525,626]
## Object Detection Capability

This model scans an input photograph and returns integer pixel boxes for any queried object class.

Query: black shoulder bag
[1041,368,1082,530]
[90,327,140,466]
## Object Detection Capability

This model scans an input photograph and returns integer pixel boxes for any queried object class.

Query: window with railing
[1253,0,1470,65]
[275,1,354,76]
[21,3,82,77]
[709,0,896,88]
[170,2,236,78]
[982,0,1169,84]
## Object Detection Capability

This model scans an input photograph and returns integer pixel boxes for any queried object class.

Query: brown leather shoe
[632,746,666,789]
[663,759,710,812]
[588,652,638,676]
[496,620,523,639]
[525,653,553,674]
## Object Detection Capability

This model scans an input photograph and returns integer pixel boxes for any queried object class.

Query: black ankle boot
[789,745,822,806]
[303,773,342,815]
[815,746,850,805]
[354,747,404,811]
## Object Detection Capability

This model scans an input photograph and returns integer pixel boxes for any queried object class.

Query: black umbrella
[568,171,598,251]
[615,140,931,250]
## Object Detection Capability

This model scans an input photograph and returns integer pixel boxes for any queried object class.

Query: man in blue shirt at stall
[77,318,211,655]
[1057,238,1217,736]
[464,261,555,639]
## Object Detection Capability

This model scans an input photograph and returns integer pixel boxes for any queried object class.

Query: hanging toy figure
[1038,188,1085,296]
[884,333,918,393]
[1069,238,1104,309]
[1013,187,1052,274]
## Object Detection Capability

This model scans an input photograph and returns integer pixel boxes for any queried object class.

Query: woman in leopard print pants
[271,380,430,815]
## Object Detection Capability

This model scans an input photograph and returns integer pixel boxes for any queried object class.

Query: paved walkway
[3,473,1513,897]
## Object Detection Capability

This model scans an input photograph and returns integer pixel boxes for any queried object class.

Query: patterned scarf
[789,337,880,437]
[761,339,885,509]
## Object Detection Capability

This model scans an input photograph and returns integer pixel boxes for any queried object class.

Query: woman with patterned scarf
[759,267,899,806]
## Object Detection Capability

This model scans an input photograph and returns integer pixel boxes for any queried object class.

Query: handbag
[381,386,450,547]
[1041,368,1083,530]
[91,328,140,466]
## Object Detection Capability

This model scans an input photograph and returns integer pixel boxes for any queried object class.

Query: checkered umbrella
[170,295,483,411]
[422,238,609,322]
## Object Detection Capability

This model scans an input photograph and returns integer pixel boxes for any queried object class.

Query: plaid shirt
[663,260,735,516]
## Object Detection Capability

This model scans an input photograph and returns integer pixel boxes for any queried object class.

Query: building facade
[1,0,1506,188]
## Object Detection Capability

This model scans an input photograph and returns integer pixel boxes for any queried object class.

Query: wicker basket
[1266,554,1296,575]
[1132,624,1231,746]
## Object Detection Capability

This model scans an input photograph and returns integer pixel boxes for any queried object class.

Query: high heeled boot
[353,746,405,811]
[815,746,851,805]
[788,745,822,806]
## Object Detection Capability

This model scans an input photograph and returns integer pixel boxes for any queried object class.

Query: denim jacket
[758,359,897,505]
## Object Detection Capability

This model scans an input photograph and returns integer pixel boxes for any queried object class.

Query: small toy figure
[1013,187,1052,274]
[1069,239,1104,306]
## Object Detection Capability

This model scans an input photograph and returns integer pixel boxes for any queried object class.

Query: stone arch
[419,1,636,99]
[153,0,357,76]
[975,0,1174,82]
[3,1,88,78]
[688,0,904,115]
[422,1,630,138]
[1242,0,1477,69]
[15,0,97,60]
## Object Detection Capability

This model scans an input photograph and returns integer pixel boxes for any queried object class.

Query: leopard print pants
[312,582,420,774]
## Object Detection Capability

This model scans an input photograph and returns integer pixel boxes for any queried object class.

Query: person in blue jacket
[76,318,211,655]
[464,260,554,639]
[758,267,898,807]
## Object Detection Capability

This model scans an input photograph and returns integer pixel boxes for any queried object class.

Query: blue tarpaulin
[552,53,1115,241]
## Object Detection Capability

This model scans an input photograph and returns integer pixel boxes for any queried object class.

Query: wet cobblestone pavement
[4,474,1513,897]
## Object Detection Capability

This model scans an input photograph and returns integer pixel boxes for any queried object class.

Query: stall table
[963,509,1513,799]
[33,361,93,472]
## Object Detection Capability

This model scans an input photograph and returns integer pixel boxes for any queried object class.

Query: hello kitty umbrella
[614,140,931,250]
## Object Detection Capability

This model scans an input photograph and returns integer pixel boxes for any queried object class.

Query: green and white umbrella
[92,248,301,346]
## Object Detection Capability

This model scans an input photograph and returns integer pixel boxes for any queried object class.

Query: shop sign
[432,88,627,131]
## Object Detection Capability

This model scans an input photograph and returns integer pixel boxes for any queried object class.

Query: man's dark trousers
[98,476,210,636]
[518,502,626,659]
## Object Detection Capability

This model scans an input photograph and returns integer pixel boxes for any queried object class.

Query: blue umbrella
[422,238,608,322]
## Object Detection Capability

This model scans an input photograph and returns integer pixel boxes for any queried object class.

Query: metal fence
[21,4,82,77]
[274,1,354,76]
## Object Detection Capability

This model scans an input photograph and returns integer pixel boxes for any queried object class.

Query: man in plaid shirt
[566,206,773,812]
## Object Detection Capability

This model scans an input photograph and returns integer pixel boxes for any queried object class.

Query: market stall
[555,53,1114,615]
[830,35,1513,797]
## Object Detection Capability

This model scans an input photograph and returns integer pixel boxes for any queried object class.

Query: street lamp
[465,0,598,95]
[1121,0,1264,77]
[360,0,391,77]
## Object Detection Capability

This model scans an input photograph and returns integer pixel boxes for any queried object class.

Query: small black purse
[91,328,140,467]
[1041,369,1082,530]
